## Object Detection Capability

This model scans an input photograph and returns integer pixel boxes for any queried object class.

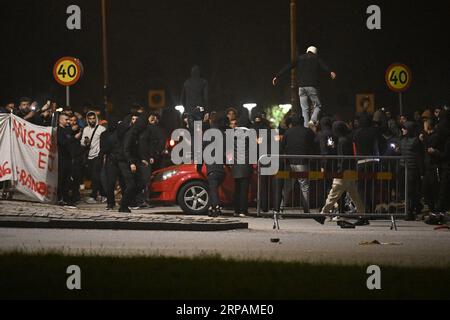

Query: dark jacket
[99,117,120,161]
[276,52,331,87]
[68,128,84,159]
[231,125,253,179]
[57,126,76,163]
[423,131,441,171]
[123,116,148,166]
[353,113,381,156]
[139,124,166,163]
[440,137,450,171]
[282,124,315,165]
[109,119,131,163]
[332,121,354,172]
[205,128,226,175]
[398,122,424,172]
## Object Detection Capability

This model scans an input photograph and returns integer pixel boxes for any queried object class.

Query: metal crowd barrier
[257,155,410,230]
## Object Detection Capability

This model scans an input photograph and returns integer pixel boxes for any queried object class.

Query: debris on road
[359,240,403,246]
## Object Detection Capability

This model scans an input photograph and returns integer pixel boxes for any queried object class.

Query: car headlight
[152,170,178,182]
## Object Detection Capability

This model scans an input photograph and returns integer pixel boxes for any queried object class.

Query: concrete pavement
[0,201,247,231]
[0,201,449,267]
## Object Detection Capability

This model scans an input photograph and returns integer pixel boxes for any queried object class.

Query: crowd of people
[1,96,449,225]
[0,98,168,213]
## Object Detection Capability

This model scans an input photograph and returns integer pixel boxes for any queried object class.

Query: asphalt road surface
[1,216,449,267]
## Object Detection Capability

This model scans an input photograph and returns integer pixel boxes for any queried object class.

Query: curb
[0,216,248,232]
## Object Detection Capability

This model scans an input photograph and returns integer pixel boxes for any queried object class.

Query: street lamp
[175,105,185,115]
[290,0,298,112]
[279,104,292,114]
[101,0,110,115]
[243,103,257,117]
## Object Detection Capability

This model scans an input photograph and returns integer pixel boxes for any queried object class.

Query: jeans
[423,169,439,213]
[234,177,250,214]
[290,164,310,213]
[299,86,322,127]
[117,162,145,209]
[87,157,105,199]
[207,171,225,208]
[135,163,153,204]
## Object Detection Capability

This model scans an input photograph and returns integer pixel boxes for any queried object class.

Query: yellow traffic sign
[385,63,412,93]
[53,57,83,86]
[148,89,166,109]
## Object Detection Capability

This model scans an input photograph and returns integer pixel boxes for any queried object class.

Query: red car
[149,164,257,214]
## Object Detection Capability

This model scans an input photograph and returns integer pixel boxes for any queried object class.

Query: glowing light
[175,105,185,114]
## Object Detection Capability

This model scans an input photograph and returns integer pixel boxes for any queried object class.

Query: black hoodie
[332,121,354,172]
[399,121,424,172]
[315,116,337,156]
[353,112,381,156]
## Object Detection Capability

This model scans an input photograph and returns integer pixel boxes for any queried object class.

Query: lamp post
[290,0,299,112]
[101,0,110,115]
[243,103,257,118]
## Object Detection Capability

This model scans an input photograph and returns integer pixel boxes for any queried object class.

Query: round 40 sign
[53,57,83,86]
[385,63,412,93]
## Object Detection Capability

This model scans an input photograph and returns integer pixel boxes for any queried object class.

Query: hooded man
[320,121,366,226]
[282,113,315,214]
[81,111,106,204]
[397,121,424,220]
[180,65,209,114]
[273,46,337,127]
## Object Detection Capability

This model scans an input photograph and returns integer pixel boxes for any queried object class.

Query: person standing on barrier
[397,121,424,221]
[321,121,366,225]
[282,113,315,214]
[272,46,336,127]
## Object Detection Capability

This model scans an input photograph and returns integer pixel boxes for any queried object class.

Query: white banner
[0,114,58,203]
[0,114,14,182]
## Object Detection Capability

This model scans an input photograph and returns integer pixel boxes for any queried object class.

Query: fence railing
[257,155,410,230]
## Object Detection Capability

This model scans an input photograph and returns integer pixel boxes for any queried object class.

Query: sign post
[385,63,412,115]
[53,57,84,107]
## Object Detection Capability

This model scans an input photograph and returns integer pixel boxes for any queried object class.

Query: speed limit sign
[385,63,412,93]
[53,57,83,86]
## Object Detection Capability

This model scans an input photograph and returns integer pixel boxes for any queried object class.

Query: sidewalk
[0,201,248,232]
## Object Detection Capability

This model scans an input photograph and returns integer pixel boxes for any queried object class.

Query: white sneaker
[85,197,97,204]
[100,196,108,203]
[332,216,344,222]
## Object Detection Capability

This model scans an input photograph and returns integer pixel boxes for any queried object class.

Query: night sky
[1,0,449,120]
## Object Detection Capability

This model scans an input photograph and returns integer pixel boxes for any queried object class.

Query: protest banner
[0,114,58,203]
